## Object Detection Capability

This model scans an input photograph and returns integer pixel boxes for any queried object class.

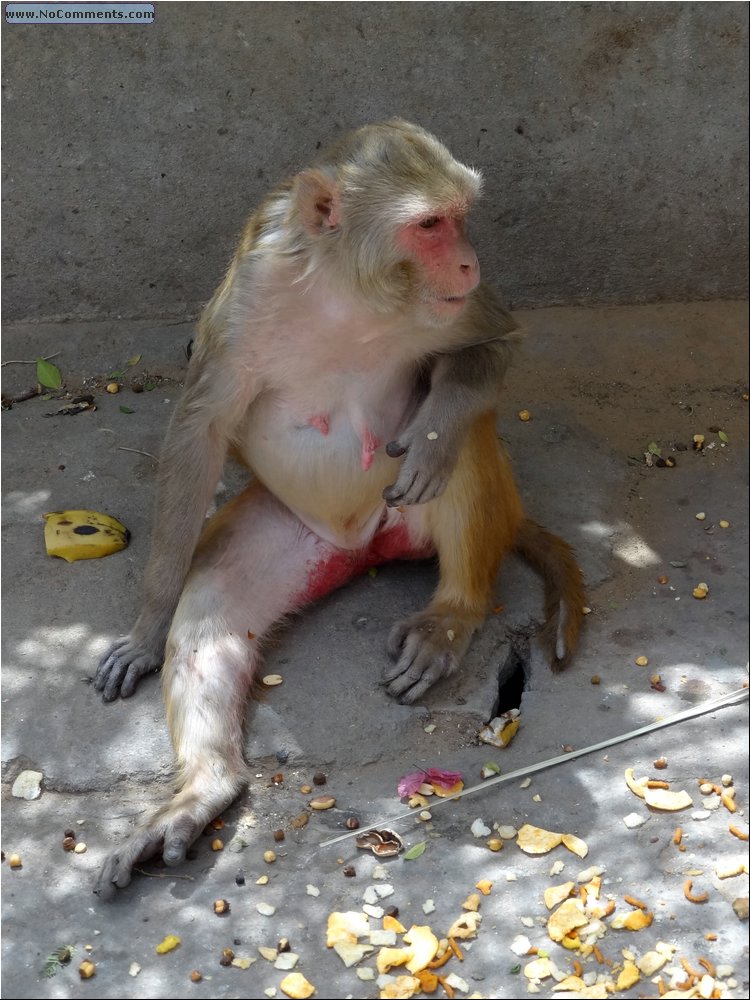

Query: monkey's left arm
[383,287,523,507]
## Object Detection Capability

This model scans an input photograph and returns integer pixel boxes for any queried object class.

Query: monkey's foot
[383,610,477,703]
[94,633,165,700]
[94,779,244,900]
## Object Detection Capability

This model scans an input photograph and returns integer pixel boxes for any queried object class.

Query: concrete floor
[1,302,748,998]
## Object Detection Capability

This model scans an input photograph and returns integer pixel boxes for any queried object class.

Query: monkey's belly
[236,411,400,550]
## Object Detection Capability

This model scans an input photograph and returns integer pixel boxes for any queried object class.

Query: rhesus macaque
[94,120,585,897]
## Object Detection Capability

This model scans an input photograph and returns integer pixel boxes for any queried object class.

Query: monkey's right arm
[94,344,256,700]
[383,286,523,507]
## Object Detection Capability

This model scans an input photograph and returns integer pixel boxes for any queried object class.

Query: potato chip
[380,975,421,999]
[403,926,439,973]
[544,881,575,909]
[562,833,589,858]
[447,912,482,939]
[517,824,564,854]
[547,898,589,941]
[326,911,370,947]
[642,787,693,811]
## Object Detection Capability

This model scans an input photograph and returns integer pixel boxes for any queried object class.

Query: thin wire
[320,686,748,848]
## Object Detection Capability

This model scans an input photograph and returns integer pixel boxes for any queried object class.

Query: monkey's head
[293,120,483,322]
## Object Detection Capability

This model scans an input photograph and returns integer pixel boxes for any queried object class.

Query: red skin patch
[360,429,380,471]
[296,522,434,607]
[309,414,330,436]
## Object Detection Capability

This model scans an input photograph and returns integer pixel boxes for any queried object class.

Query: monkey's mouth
[440,296,467,305]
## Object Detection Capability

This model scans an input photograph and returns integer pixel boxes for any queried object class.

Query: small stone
[73,842,87,854]
[11,770,43,800]
[732,897,749,921]
[257,902,277,916]
[426,431,439,440]
[343,865,356,877]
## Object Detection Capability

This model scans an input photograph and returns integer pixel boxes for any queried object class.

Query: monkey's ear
[295,170,341,233]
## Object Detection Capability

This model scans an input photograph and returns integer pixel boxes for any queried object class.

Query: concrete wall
[2,1,747,322]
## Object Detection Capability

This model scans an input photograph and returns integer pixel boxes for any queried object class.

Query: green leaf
[119,405,135,414]
[144,380,156,391]
[36,359,62,389]
[509,964,521,974]
[126,353,142,367]
[482,761,501,774]
[647,441,661,457]
[403,842,427,861]
[108,370,124,379]
[718,430,729,443]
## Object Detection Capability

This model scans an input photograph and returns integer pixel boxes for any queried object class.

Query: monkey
[93,120,585,897]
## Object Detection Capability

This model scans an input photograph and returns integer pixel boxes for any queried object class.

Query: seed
[105,383,120,394]
[654,757,668,770]
[271,773,284,785]
[211,838,224,851]
[213,899,230,915]
[590,674,601,685]
[719,520,730,529]
[722,774,733,787]
[190,970,203,983]
[64,828,76,839]
[657,575,669,585]
[8,854,22,869]
[385,905,400,918]
[487,838,503,852]
[278,937,291,953]
[635,656,649,666]
[300,784,312,794]
[692,582,709,599]
[274,829,285,842]
[518,409,532,421]
[312,772,327,785]
[345,816,360,830]
[419,810,432,821]
[235,873,246,886]
[695,512,706,520]
[73,842,87,854]
[291,812,309,829]
[211,818,225,830]
[131,382,144,394]
[219,948,235,967]
[62,836,77,852]
[79,960,96,979]
[309,795,336,810]
[263,850,277,863]
[343,865,356,877]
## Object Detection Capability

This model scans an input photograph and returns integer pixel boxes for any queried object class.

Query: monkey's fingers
[94,828,166,900]
[94,640,161,701]
[386,439,408,458]
[383,467,449,507]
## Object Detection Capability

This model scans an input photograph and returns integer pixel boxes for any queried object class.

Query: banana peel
[44,509,130,562]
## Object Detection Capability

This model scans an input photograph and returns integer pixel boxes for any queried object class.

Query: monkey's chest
[234,371,415,547]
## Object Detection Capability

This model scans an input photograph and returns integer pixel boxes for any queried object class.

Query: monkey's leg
[96,484,378,898]
[384,412,523,703]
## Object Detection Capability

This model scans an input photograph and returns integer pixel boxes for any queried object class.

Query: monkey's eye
[418,216,441,229]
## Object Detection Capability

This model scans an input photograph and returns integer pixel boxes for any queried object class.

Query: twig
[118,446,159,462]
[1,351,61,367]
[133,867,194,882]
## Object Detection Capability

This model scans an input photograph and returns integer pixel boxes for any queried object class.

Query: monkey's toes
[94,639,161,700]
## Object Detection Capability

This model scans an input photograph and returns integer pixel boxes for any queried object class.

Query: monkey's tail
[513,518,586,672]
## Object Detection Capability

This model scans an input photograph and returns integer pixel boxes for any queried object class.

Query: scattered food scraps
[397,768,464,798]
[479,709,521,748]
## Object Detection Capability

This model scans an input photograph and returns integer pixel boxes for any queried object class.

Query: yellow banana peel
[43,509,130,562]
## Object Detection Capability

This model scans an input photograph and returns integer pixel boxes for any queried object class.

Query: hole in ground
[495,639,529,714]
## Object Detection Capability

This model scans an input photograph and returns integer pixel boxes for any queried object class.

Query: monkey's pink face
[398,214,480,317]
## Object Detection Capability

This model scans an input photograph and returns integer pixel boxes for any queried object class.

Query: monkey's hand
[382,407,465,507]
[93,617,169,701]
[383,609,477,703]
